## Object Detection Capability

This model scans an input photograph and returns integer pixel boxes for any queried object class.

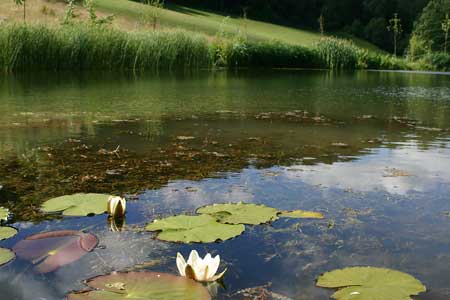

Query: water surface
[0,70,449,300]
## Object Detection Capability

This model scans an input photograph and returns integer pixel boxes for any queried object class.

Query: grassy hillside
[0,0,382,52]
[96,0,382,51]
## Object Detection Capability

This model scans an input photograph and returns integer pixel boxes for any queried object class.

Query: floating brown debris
[383,168,412,177]
[226,284,294,300]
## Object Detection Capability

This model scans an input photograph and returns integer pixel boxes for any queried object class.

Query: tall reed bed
[221,39,322,69]
[218,37,415,70]
[356,48,412,70]
[314,38,358,70]
[0,23,417,71]
[0,23,212,71]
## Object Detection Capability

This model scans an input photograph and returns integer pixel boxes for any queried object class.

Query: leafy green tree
[387,13,403,56]
[410,0,450,54]
[365,18,389,49]
[14,0,26,22]
[443,14,450,53]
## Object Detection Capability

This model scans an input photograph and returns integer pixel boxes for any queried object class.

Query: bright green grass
[95,0,383,52]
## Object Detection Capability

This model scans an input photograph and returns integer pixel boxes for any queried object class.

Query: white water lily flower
[176,250,227,282]
[107,196,126,218]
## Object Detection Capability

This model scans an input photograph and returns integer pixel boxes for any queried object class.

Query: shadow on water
[0,70,449,300]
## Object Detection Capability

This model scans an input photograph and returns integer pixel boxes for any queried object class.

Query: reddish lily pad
[67,271,211,300]
[13,230,98,273]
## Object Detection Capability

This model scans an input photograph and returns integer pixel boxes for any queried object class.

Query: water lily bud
[107,196,126,218]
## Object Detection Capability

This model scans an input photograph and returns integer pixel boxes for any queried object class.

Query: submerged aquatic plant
[107,196,126,218]
[176,250,227,282]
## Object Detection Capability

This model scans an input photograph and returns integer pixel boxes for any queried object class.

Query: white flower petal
[107,196,114,214]
[202,254,213,278]
[187,250,200,266]
[188,250,205,280]
[120,198,126,213]
[206,255,220,279]
[204,253,212,261]
[176,253,187,277]
[210,267,227,282]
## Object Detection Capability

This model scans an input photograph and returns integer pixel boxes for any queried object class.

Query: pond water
[0,70,449,300]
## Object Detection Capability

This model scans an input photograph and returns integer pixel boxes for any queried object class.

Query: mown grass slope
[0,0,383,52]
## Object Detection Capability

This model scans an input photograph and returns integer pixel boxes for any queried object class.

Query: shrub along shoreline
[0,23,444,72]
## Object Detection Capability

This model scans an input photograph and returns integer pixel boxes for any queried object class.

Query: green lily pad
[67,271,211,300]
[41,194,111,216]
[0,227,17,240]
[316,267,426,300]
[0,207,9,222]
[197,203,278,225]
[146,214,245,243]
[278,210,325,219]
[0,248,15,266]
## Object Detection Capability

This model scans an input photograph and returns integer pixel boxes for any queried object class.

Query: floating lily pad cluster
[146,203,324,243]
[38,194,324,243]
[317,267,426,300]
[0,206,17,266]
[68,271,211,300]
